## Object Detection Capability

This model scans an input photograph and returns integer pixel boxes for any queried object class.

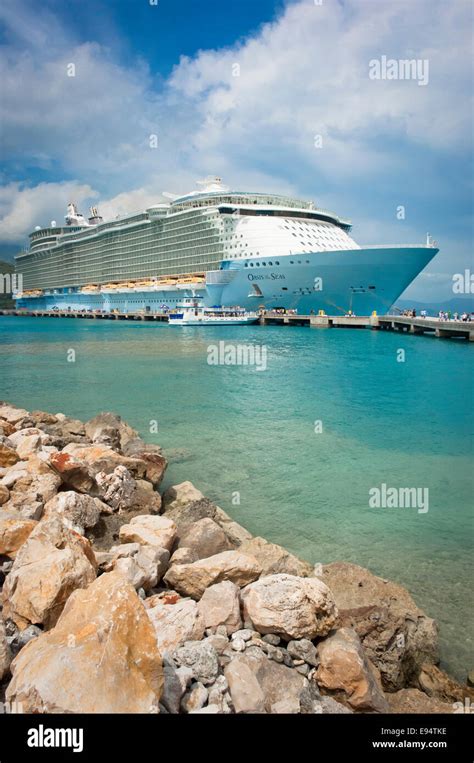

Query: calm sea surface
[0,316,472,679]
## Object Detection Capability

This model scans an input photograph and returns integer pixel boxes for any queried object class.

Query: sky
[0,0,472,300]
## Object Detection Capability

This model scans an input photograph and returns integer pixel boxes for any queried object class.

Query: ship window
[275,261,279,265]
[282,287,288,291]
[268,261,273,266]
[290,261,294,264]
[368,285,376,289]
[256,262,260,266]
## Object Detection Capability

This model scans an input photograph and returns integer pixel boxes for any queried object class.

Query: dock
[0,309,472,340]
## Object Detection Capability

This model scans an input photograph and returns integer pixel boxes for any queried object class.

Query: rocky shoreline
[0,402,471,714]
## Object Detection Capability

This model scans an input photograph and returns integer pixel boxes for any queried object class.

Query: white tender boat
[168,299,258,325]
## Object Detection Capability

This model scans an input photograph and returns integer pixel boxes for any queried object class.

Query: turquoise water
[0,316,473,680]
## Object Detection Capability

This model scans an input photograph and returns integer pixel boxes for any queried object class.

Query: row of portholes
[244,259,311,268]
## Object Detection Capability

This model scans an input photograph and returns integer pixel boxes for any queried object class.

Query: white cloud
[0,181,96,242]
[0,0,472,299]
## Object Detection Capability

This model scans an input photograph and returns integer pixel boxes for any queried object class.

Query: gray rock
[287,638,319,667]
[231,637,246,652]
[0,618,11,679]
[224,657,266,714]
[173,641,220,685]
[271,698,300,714]
[232,629,258,642]
[262,633,281,646]
[197,580,242,635]
[161,657,193,714]
[178,517,234,559]
[295,664,310,676]
[181,682,208,713]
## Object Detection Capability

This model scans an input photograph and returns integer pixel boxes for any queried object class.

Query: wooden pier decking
[0,309,472,340]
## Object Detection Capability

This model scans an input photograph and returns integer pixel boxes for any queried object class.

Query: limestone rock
[119,514,176,551]
[161,658,193,714]
[84,412,139,453]
[113,545,169,591]
[165,497,219,531]
[162,481,205,512]
[173,640,219,685]
[0,618,11,680]
[213,507,253,546]
[146,597,205,654]
[0,511,37,558]
[287,638,319,667]
[321,562,439,691]
[240,536,313,577]
[0,404,29,425]
[164,550,262,600]
[95,467,161,513]
[43,491,101,533]
[181,682,208,713]
[49,451,96,493]
[6,572,163,712]
[136,452,167,487]
[416,662,474,704]
[170,547,197,565]
[2,516,97,629]
[386,688,453,714]
[0,443,19,468]
[242,573,337,640]
[62,442,149,481]
[197,580,243,635]
[232,649,307,712]
[224,657,266,713]
[178,517,234,558]
[3,470,61,520]
[316,627,389,713]
[0,483,9,505]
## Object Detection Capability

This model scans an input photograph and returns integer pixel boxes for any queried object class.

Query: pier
[0,309,472,340]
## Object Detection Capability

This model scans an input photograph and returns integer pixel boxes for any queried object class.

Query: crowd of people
[401,308,473,321]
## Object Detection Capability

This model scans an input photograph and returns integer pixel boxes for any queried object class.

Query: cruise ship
[15,177,438,315]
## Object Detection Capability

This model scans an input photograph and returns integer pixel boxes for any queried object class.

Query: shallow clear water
[0,316,473,679]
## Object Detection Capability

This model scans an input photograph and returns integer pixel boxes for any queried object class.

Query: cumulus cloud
[0,181,97,243]
[0,0,471,298]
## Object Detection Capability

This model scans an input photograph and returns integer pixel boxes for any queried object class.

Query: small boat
[168,299,258,326]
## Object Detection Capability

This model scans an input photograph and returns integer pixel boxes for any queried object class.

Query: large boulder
[0,404,29,425]
[0,443,20,468]
[177,517,234,559]
[146,596,205,654]
[95,467,161,513]
[43,491,102,533]
[61,443,149,480]
[2,470,61,520]
[119,514,177,552]
[386,688,454,714]
[0,511,37,558]
[162,481,205,512]
[173,640,220,685]
[224,657,266,713]
[49,451,96,493]
[6,572,164,712]
[239,537,313,577]
[241,574,337,640]
[320,562,439,690]
[316,627,389,713]
[112,545,169,591]
[164,551,262,600]
[2,516,97,629]
[0,484,9,505]
[229,649,307,713]
[416,663,474,704]
[197,580,243,635]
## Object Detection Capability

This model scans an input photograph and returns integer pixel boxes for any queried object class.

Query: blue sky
[0,0,472,300]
